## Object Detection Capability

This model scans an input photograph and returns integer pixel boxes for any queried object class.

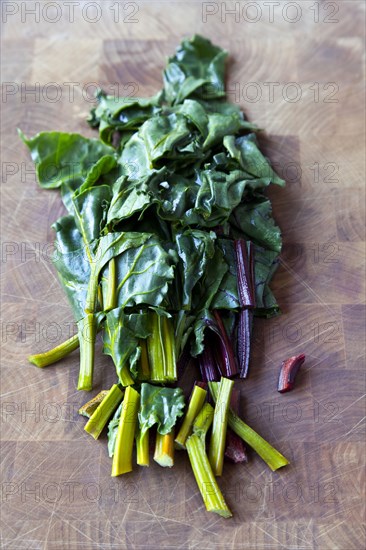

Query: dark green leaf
[163,35,227,104]
[230,196,282,253]
[175,229,216,309]
[103,309,150,383]
[138,383,185,435]
[224,134,285,186]
[19,130,114,189]
[99,234,176,310]
[52,215,90,321]
[253,245,281,317]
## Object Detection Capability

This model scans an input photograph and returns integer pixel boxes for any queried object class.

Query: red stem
[278,353,306,393]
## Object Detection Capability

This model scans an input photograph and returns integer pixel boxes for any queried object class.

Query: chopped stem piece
[208,377,234,476]
[111,386,140,476]
[136,427,150,467]
[154,430,174,467]
[193,402,214,439]
[79,390,109,418]
[209,382,289,471]
[278,353,306,393]
[84,384,124,439]
[186,434,232,518]
[225,387,248,463]
[104,258,117,311]
[77,313,96,391]
[175,385,207,449]
[28,333,79,368]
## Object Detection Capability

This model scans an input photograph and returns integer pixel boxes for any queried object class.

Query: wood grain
[1,1,365,549]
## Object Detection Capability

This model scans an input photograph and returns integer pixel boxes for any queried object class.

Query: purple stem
[212,310,239,378]
[237,309,253,378]
[176,345,192,380]
[278,353,306,393]
[234,239,256,308]
[198,339,220,382]
[225,387,249,463]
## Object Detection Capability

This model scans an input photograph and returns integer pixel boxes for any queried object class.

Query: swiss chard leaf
[138,383,185,435]
[175,229,217,309]
[163,35,227,104]
[210,239,241,310]
[89,91,162,146]
[101,235,176,310]
[72,185,111,246]
[52,215,90,322]
[103,309,150,384]
[183,169,250,227]
[119,113,194,179]
[224,134,285,186]
[18,130,114,189]
[230,196,282,253]
[253,245,281,317]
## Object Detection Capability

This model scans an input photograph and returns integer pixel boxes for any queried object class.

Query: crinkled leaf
[52,215,90,321]
[253,245,281,317]
[175,229,216,309]
[191,245,228,311]
[224,134,285,186]
[163,35,227,104]
[210,239,241,310]
[72,185,111,245]
[103,309,150,383]
[120,113,194,179]
[18,130,114,189]
[138,383,185,435]
[89,91,162,146]
[230,196,282,253]
[100,235,176,309]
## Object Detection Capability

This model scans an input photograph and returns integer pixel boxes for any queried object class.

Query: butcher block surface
[1,1,365,549]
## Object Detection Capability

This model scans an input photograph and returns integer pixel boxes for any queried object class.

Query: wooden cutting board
[1,2,365,548]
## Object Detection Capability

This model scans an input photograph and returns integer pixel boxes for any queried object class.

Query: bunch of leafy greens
[23,35,288,516]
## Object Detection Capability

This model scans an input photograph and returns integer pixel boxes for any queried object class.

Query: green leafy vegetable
[22,34,291,518]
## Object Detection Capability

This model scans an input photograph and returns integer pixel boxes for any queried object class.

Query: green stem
[186,434,232,518]
[208,377,234,476]
[85,265,98,314]
[136,427,149,467]
[84,384,124,439]
[147,313,164,381]
[105,258,117,312]
[147,313,177,383]
[28,334,79,368]
[163,316,176,381]
[175,385,207,449]
[77,314,96,391]
[209,382,289,471]
[111,386,140,476]
[119,367,135,387]
[154,430,174,468]
[79,390,109,418]
[193,402,214,439]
